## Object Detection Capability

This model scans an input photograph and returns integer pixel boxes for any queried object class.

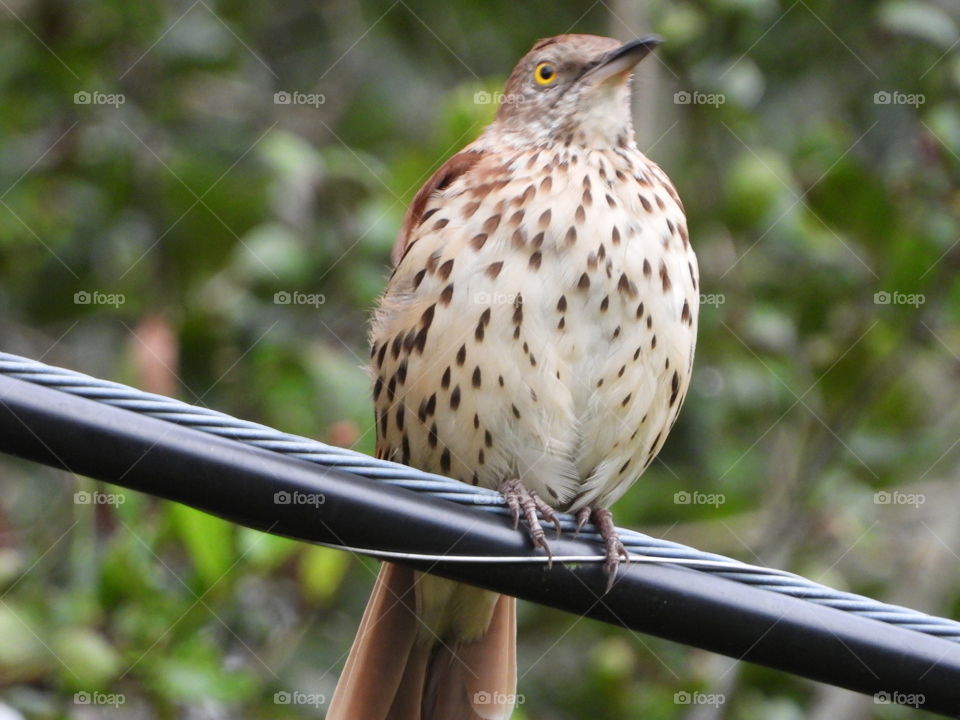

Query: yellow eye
[534,62,557,86]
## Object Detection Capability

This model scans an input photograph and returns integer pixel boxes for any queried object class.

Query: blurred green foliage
[1,0,958,718]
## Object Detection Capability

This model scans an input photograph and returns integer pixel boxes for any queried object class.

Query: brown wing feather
[392,148,487,266]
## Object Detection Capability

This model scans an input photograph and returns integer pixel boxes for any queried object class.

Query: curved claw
[585,507,630,593]
[498,478,560,567]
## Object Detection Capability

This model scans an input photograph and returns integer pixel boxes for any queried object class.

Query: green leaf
[299,546,350,603]
[168,504,235,587]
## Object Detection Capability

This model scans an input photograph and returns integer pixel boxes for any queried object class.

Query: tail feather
[328,564,517,720]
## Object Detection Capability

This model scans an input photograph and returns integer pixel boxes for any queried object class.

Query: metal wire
[2,350,959,642]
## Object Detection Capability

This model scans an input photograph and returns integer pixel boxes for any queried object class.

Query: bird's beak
[583,35,662,85]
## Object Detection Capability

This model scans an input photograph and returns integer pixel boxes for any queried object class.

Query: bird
[328,33,698,720]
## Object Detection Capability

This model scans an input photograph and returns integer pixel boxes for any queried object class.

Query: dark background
[0,0,958,718]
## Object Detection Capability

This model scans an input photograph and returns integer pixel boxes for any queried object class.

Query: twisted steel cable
[1,350,958,642]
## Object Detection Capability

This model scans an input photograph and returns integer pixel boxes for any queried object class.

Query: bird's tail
[327,562,517,720]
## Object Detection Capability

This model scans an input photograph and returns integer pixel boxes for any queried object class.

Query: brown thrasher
[329,34,698,720]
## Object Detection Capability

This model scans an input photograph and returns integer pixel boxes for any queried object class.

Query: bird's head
[493,34,661,150]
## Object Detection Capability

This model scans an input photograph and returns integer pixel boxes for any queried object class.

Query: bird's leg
[497,478,562,567]
[575,507,630,592]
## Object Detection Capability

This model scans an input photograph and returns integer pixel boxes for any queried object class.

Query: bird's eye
[534,62,557,86]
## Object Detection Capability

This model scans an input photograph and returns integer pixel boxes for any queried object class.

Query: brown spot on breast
[531,231,545,248]
[659,260,672,292]
[438,259,454,280]
[582,189,592,206]
[557,295,567,312]
[441,366,451,390]
[440,448,451,473]
[512,404,521,419]
[612,226,621,245]
[472,366,482,388]
[486,261,503,279]
[456,344,466,366]
[464,200,481,218]
[538,209,551,229]
[395,405,405,431]
[428,422,438,448]
[471,233,488,250]
[618,273,637,297]
[373,376,383,401]
[440,283,454,305]
[656,195,666,210]
[540,176,552,193]
[670,370,680,405]
[426,250,442,273]
[484,430,493,447]
[432,218,449,231]
[681,300,691,324]
[529,251,542,270]
[412,268,427,290]
[508,209,524,227]
[621,393,632,407]
[565,226,577,245]
[450,385,461,409]
[639,195,652,212]
[511,228,526,248]
[577,272,590,290]
[606,194,616,208]
[575,205,586,223]
[643,259,652,277]
[600,295,609,312]
[377,343,388,368]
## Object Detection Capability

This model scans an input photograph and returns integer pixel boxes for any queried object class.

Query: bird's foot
[497,478,562,567]
[575,506,629,592]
